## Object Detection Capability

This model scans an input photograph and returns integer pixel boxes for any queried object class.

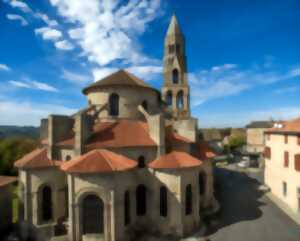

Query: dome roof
[82,69,159,94]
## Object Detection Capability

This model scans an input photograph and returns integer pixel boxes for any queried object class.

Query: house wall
[246,128,267,153]
[265,134,300,212]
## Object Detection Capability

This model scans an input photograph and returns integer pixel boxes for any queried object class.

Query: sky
[0,0,300,128]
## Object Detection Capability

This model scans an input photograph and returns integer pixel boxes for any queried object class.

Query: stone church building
[15,16,218,241]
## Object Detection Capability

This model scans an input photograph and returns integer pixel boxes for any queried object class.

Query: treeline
[0,137,38,175]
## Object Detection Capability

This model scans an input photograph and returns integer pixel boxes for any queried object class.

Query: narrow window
[172,69,179,84]
[176,44,180,53]
[160,186,168,217]
[284,151,289,167]
[176,90,184,109]
[283,182,287,197]
[166,91,172,107]
[284,135,288,144]
[41,185,52,222]
[136,185,146,216]
[124,191,130,225]
[298,136,300,145]
[199,173,205,195]
[138,156,145,168]
[109,93,119,116]
[141,100,148,111]
[65,187,68,218]
[185,184,192,215]
[168,44,175,53]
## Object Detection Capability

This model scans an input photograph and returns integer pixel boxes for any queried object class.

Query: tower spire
[162,15,190,120]
[167,14,182,36]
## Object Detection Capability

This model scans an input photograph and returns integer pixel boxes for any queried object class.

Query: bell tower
[162,15,190,119]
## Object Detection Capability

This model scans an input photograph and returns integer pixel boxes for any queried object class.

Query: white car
[237,160,249,168]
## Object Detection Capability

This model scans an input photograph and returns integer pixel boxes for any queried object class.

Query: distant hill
[0,126,39,139]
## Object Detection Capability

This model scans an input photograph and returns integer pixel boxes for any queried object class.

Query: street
[204,166,300,241]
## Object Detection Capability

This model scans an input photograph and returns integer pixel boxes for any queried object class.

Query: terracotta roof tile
[82,69,159,94]
[85,120,156,149]
[166,131,193,144]
[0,176,17,187]
[61,149,137,173]
[196,141,216,160]
[265,117,300,134]
[148,151,203,169]
[14,148,61,169]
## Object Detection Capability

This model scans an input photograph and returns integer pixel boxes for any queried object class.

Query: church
[15,15,219,241]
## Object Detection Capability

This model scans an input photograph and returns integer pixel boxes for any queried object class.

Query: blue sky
[0,0,300,127]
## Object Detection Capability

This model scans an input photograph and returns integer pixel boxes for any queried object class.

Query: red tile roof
[0,176,17,187]
[265,117,300,134]
[61,149,137,173]
[166,131,193,145]
[148,151,203,169]
[196,141,216,160]
[14,148,61,169]
[85,120,156,149]
[82,69,159,95]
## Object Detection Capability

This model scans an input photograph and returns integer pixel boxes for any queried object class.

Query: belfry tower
[162,15,190,119]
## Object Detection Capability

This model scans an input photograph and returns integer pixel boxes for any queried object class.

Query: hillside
[0,126,39,139]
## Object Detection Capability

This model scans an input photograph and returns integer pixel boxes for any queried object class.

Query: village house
[264,118,300,215]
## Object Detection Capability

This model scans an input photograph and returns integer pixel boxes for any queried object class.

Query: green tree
[227,135,246,150]
[0,137,38,175]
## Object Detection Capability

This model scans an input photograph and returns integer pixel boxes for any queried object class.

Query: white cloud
[49,0,162,66]
[0,100,76,126]
[199,107,300,128]
[92,67,118,81]
[55,40,74,50]
[0,64,11,71]
[34,12,58,27]
[126,65,163,80]
[62,69,90,84]
[9,79,58,92]
[35,27,62,41]
[8,0,32,13]
[6,13,28,26]
[273,86,300,94]
[190,63,300,107]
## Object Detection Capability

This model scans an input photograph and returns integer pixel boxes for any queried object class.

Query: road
[204,166,300,241]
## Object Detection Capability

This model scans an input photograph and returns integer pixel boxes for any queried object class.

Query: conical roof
[61,149,137,173]
[167,15,182,36]
[14,148,60,169]
[148,151,203,169]
[82,69,158,94]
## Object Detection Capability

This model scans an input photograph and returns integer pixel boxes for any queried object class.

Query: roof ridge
[99,149,117,171]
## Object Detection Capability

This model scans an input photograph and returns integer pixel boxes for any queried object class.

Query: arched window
[41,185,52,222]
[65,155,71,161]
[176,90,184,109]
[172,69,179,84]
[166,91,172,107]
[185,184,192,215]
[136,185,146,216]
[141,100,148,111]
[109,93,119,116]
[82,195,104,234]
[138,156,145,168]
[199,173,206,195]
[124,191,130,225]
[160,186,168,217]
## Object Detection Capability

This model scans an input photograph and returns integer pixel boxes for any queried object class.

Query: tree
[0,137,38,175]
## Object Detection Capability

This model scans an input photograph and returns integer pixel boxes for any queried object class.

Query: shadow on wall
[204,167,266,236]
